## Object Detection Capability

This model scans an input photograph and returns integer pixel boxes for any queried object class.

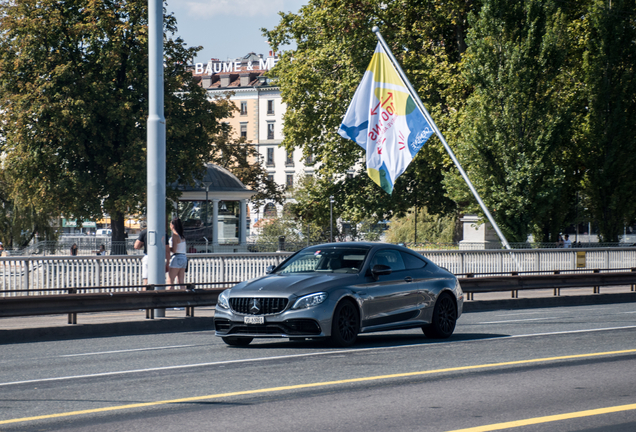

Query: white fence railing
[1,248,635,296]
[418,248,636,275]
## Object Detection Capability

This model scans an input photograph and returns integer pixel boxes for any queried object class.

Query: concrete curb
[0,316,215,345]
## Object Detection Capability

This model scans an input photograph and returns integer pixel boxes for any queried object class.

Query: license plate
[244,316,264,324]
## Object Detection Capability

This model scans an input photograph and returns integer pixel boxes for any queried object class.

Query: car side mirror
[265,265,276,274]
[371,264,392,280]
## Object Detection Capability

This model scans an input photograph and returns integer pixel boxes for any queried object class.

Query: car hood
[230,272,359,298]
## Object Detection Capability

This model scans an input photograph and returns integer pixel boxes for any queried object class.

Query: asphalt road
[1,303,636,431]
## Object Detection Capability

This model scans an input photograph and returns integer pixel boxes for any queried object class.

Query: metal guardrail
[0,282,233,324]
[459,269,636,299]
[2,271,636,325]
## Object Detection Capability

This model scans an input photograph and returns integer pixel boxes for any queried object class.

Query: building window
[240,123,247,138]
[267,100,274,115]
[267,174,274,183]
[264,203,277,218]
[286,174,294,189]
[240,101,247,116]
[267,122,275,140]
[266,148,274,166]
[305,154,315,165]
[285,151,294,167]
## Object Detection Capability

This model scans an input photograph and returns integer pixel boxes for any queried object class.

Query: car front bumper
[214,303,336,339]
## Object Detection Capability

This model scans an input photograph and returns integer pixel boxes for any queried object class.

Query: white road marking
[480,317,557,324]
[494,311,551,317]
[2,325,636,387]
[59,345,198,357]
[509,325,636,338]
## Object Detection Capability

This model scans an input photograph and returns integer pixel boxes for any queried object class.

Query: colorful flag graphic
[338,43,435,194]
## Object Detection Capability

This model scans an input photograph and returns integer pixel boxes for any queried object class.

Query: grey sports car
[214,242,463,347]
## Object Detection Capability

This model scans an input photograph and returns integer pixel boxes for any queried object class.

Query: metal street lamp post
[203,181,213,253]
[329,196,334,242]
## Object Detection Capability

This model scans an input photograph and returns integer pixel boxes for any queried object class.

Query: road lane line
[2,348,636,426]
[0,349,365,387]
[479,317,557,324]
[445,403,636,431]
[3,325,636,387]
[59,345,197,357]
[509,325,636,338]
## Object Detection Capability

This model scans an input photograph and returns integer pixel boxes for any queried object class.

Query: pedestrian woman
[70,243,78,256]
[167,218,187,289]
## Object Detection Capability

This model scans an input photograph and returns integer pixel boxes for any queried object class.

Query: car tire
[222,337,253,346]
[423,292,457,339]
[330,300,360,347]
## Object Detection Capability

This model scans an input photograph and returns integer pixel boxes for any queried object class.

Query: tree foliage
[0,0,236,245]
[576,0,636,242]
[264,0,480,224]
[0,170,58,248]
[446,0,577,243]
[384,207,456,246]
[265,0,636,244]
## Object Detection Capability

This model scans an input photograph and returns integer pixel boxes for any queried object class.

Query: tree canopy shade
[0,0,242,245]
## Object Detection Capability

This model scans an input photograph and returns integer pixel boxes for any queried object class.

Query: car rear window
[401,252,427,270]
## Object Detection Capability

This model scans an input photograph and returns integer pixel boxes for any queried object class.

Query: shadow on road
[226,332,510,350]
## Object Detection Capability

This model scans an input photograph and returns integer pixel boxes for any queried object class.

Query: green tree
[264,0,481,225]
[447,0,577,242]
[0,170,58,248]
[384,207,456,246]
[577,0,636,242]
[0,0,234,250]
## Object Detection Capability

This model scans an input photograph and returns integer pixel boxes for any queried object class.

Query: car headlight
[217,289,231,309]
[292,292,328,310]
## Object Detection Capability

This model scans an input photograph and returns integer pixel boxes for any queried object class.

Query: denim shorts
[169,254,188,269]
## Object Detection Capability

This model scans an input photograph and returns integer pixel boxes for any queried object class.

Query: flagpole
[372,26,512,250]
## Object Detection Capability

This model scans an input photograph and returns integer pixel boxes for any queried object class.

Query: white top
[169,235,187,254]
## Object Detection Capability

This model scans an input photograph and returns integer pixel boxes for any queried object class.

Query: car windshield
[277,246,371,274]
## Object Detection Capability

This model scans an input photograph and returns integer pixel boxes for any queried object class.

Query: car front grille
[214,318,322,336]
[229,297,289,315]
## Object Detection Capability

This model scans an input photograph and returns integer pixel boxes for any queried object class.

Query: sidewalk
[1,288,635,345]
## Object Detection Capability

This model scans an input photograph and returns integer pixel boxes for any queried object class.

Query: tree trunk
[110,211,128,255]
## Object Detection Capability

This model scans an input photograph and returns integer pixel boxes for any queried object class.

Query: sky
[165,0,307,64]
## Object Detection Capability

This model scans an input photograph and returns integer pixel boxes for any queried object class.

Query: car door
[359,249,424,327]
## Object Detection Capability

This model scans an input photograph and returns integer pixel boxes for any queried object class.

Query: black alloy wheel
[423,292,457,339]
[330,300,360,347]
[222,337,253,346]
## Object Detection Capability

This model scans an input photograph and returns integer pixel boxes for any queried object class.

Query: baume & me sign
[194,57,279,75]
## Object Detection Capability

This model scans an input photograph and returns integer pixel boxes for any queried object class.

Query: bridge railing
[2,248,636,296]
[0,253,291,295]
[418,247,636,275]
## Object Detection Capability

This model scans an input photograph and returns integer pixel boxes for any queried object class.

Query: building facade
[194,52,314,237]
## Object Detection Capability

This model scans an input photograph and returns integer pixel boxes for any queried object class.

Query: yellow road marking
[2,348,636,426]
[446,403,636,431]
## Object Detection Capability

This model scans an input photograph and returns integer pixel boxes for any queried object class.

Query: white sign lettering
[194,57,279,75]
